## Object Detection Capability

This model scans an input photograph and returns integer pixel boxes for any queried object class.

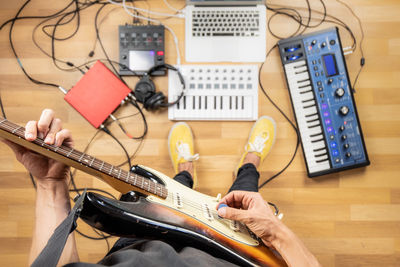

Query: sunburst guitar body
[0,118,286,267]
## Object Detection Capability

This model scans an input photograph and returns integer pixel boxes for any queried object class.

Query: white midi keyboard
[168,65,258,121]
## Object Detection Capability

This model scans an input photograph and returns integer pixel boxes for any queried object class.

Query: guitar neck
[0,118,167,199]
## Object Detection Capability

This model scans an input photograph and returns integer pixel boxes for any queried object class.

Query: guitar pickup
[173,192,183,209]
[202,203,214,221]
[230,220,239,231]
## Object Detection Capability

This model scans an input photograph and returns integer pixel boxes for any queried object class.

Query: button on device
[345,152,351,158]
[339,106,350,116]
[343,143,349,149]
[314,66,318,71]
[321,42,327,48]
[318,87,323,91]
[330,39,336,45]
[330,141,337,148]
[312,60,317,65]
[332,149,339,156]
[335,88,345,97]
[328,78,333,84]
[339,125,345,131]
[342,135,347,141]
[311,40,317,46]
[317,81,322,86]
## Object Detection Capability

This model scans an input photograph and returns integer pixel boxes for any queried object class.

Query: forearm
[270,224,320,267]
[29,180,79,266]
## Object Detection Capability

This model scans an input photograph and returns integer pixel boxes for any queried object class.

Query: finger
[219,191,248,209]
[217,206,248,222]
[44,118,62,144]
[37,109,55,139]
[25,120,38,141]
[55,129,74,147]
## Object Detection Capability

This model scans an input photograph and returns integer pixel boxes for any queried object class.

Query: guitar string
[0,122,164,195]
[1,122,209,211]
[1,122,224,218]
[1,121,238,223]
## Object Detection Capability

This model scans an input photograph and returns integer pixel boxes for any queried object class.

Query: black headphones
[134,64,185,111]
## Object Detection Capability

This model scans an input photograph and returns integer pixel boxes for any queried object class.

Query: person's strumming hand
[2,109,73,186]
[217,191,284,247]
[217,190,321,267]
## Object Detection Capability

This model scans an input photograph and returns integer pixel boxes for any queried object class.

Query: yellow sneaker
[235,116,277,176]
[168,122,199,188]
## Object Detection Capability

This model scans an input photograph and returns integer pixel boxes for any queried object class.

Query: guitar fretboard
[0,118,168,199]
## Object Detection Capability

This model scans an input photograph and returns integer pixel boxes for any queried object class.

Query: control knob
[335,88,345,97]
[339,106,349,116]
[328,78,333,84]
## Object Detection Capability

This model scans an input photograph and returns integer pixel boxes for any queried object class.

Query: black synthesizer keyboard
[278,27,370,177]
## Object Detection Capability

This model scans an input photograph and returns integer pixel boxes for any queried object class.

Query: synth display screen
[322,54,338,77]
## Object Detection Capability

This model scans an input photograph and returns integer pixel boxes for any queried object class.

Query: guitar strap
[31,190,87,267]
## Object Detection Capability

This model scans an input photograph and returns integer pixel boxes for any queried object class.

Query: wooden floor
[0,0,399,266]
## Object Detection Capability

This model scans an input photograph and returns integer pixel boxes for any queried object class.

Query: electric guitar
[0,118,287,267]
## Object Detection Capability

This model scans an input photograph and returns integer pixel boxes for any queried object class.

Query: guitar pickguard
[138,165,260,246]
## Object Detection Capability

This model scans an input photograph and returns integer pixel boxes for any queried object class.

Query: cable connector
[129,93,137,101]
[109,114,117,121]
[58,86,68,95]
[100,124,111,134]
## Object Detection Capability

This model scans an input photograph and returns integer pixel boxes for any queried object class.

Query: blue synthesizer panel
[278,27,369,177]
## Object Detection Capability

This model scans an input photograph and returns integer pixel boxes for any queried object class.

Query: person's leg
[229,116,277,193]
[168,122,199,189]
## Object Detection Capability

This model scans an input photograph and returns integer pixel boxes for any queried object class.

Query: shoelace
[176,141,199,162]
[247,131,270,153]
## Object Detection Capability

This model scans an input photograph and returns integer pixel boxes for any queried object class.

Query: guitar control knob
[335,88,345,97]
[342,135,347,141]
[328,78,333,84]
[339,106,349,116]
[339,125,345,131]
[345,152,351,158]
[343,143,349,149]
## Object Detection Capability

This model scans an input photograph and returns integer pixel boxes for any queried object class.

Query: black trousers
[108,163,260,255]
[175,163,260,193]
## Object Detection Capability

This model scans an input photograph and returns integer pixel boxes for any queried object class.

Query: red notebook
[64,61,131,128]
